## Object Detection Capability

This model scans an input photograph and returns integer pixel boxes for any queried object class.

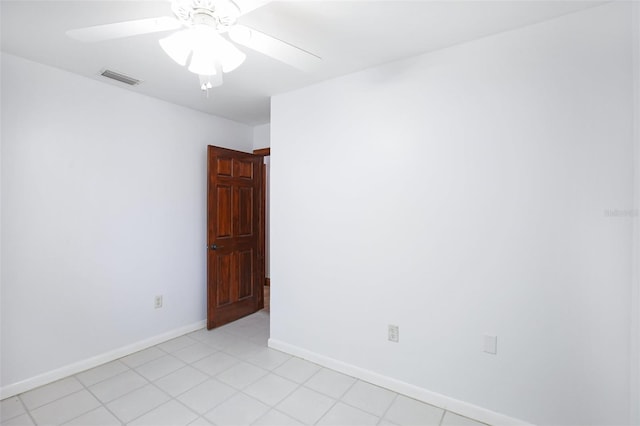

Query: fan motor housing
[172,0,240,29]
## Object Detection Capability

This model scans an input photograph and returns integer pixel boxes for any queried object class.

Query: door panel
[234,159,254,179]
[207,146,264,329]
[216,253,233,306]
[237,187,254,236]
[216,185,233,238]
[238,249,253,300]
[217,158,233,176]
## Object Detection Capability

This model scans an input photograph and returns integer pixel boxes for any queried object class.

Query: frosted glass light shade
[159,26,246,76]
[188,42,217,75]
[159,30,193,66]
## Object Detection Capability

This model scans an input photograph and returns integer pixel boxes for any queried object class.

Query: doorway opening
[253,147,270,313]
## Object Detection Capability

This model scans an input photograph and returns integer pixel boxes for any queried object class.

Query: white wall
[632,3,640,424]
[270,3,635,425]
[253,123,270,151]
[0,53,252,394]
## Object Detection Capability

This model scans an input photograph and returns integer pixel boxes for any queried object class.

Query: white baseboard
[0,320,206,399]
[268,338,533,426]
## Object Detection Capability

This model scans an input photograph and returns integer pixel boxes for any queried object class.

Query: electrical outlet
[483,334,497,354]
[388,324,399,343]
[154,295,163,309]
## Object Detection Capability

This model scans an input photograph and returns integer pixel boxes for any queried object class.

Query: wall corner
[252,123,271,151]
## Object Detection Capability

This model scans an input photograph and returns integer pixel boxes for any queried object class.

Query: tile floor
[1,310,488,426]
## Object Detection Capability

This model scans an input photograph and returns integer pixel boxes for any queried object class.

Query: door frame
[253,148,270,288]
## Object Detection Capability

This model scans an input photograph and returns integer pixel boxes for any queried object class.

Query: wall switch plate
[154,295,163,309]
[483,334,497,354]
[388,324,399,343]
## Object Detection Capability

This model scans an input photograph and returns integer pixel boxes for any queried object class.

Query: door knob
[209,244,221,250]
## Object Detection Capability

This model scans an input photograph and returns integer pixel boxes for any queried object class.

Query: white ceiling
[1,0,607,125]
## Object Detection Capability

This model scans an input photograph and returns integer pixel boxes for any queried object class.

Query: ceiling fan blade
[235,0,273,16]
[67,17,182,43]
[228,25,321,72]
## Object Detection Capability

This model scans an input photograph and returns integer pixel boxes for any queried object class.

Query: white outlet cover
[388,325,399,343]
[483,335,497,354]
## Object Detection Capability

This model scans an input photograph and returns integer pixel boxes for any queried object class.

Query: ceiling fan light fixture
[159,30,192,66]
[193,25,246,73]
[188,47,218,75]
[219,44,246,73]
[160,24,246,76]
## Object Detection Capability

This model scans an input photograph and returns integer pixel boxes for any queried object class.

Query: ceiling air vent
[100,69,141,86]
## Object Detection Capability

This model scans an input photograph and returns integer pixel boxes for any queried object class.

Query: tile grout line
[134,353,189,382]
[327,378,399,423]
[241,356,309,424]
[125,337,254,425]
[300,365,361,425]
[216,353,304,423]
[377,389,399,425]
[77,351,217,425]
[0,396,21,423]
[16,377,84,413]
[77,357,201,425]
[88,367,150,406]
[198,382,242,424]
[124,379,197,425]
[438,409,447,426]
[30,387,102,425]
[311,391,340,425]
[74,360,132,390]
[156,335,201,354]
[242,385,301,425]
[237,347,325,424]
[306,373,363,424]
[303,367,358,401]
[64,372,126,426]
[184,327,274,424]
[16,394,38,426]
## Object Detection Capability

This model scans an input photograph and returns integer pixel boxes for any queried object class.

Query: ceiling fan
[67,0,321,92]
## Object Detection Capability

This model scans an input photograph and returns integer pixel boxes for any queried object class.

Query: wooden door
[207,146,264,329]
